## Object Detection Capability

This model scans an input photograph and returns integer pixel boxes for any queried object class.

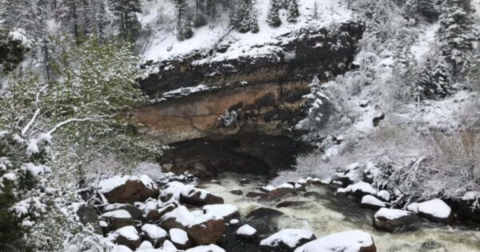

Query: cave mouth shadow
[157,132,314,179]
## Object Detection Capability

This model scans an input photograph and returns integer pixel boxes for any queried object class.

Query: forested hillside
[1,0,480,252]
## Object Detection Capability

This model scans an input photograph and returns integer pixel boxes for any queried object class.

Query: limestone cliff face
[133,22,364,177]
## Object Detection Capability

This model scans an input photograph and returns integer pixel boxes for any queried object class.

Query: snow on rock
[162,240,178,252]
[260,229,316,250]
[376,190,391,201]
[294,230,375,252]
[160,181,195,201]
[374,208,411,221]
[116,226,140,241]
[236,224,257,237]
[361,195,386,210]
[407,203,419,213]
[98,175,157,194]
[185,245,226,252]
[337,182,377,197]
[138,241,154,250]
[203,204,239,220]
[102,210,132,219]
[112,245,133,252]
[161,206,196,230]
[169,228,191,248]
[416,199,454,224]
[141,224,167,240]
[462,191,480,201]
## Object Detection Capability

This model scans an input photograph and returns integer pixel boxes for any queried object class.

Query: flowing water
[201,173,480,252]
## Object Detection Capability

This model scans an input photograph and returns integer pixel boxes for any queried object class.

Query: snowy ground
[138,0,353,63]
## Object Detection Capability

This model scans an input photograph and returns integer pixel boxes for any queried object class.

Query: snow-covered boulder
[111,245,133,252]
[102,210,135,231]
[337,182,377,198]
[336,162,365,186]
[203,204,240,221]
[180,188,224,206]
[162,240,178,252]
[260,229,316,252]
[185,245,226,252]
[98,175,159,204]
[373,208,419,233]
[414,199,454,224]
[236,224,258,240]
[104,203,143,220]
[376,190,391,201]
[187,214,226,245]
[170,228,194,250]
[141,224,168,247]
[361,195,386,211]
[294,230,376,252]
[160,206,196,231]
[455,192,480,223]
[109,226,142,250]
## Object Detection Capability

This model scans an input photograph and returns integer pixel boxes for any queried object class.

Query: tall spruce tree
[231,0,259,33]
[437,0,476,79]
[417,58,453,100]
[175,0,193,40]
[267,0,282,27]
[109,0,142,42]
[404,0,439,22]
[286,0,300,23]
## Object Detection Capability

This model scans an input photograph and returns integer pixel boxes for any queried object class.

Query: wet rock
[452,198,480,223]
[373,112,385,127]
[218,221,260,252]
[295,230,376,252]
[246,208,284,236]
[180,189,224,206]
[420,240,447,252]
[260,229,316,252]
[258,188,296,202]
[230,190,243,196]
[303,192,323,199]
[104,204,143,220]
[187,215,226,245]
[99,176,159,204]
[373,208,420,233]
[276,201,309,208]
[170,228,194,250]
[102,210,135,231]
[141,224,168,248]
[112,226,142,250]
[246,192,266,198]
[76,205,103,235]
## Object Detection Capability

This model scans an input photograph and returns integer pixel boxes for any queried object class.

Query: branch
[47,115,115,136]
[21,85,48,137]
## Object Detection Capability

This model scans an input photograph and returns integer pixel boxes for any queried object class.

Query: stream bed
[201,173,480,252]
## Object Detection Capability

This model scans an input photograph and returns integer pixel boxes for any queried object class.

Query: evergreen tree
[108,0,142,42]
[312,1,319,20]
[417,58,453,100]
[267,0,282,27]
[286,0,300,23]
[437,0,476,79]
[231,0,259,33]
[404,0,439,22]
[175,0,194,40]
[296,76,330,136]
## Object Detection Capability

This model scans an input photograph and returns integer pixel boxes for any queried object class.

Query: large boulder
[180,188,224,206]
[102,210,135,231]
[258,187,296,202]
[408,199,454,224]
[98,175,159,204]
[236,224,258,241]
[337,182,377,199]
[187,214,226,245]
[76,205,103,235]
[294,230,376,252]
[373,208,420,233]
[246,208,284,236]
[160,206,195,231]
[454,192,480,223]
[104,204,143,220]
[260,229,316,252]
[141,224,168,248]
[110,226,142,250]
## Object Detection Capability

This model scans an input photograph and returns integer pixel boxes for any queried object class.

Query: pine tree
[267,0,282,27]
[175,0,194,40]
[297,76,330,136]
[417,58,453,100]
[286,0,300,23]
[437,0,476,79]
[108,0,142,42]
[231,0,259,33]
[312,1,319,20]
[404,0,439,22]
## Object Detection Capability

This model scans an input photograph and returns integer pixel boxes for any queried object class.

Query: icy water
[202,173,480,252]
